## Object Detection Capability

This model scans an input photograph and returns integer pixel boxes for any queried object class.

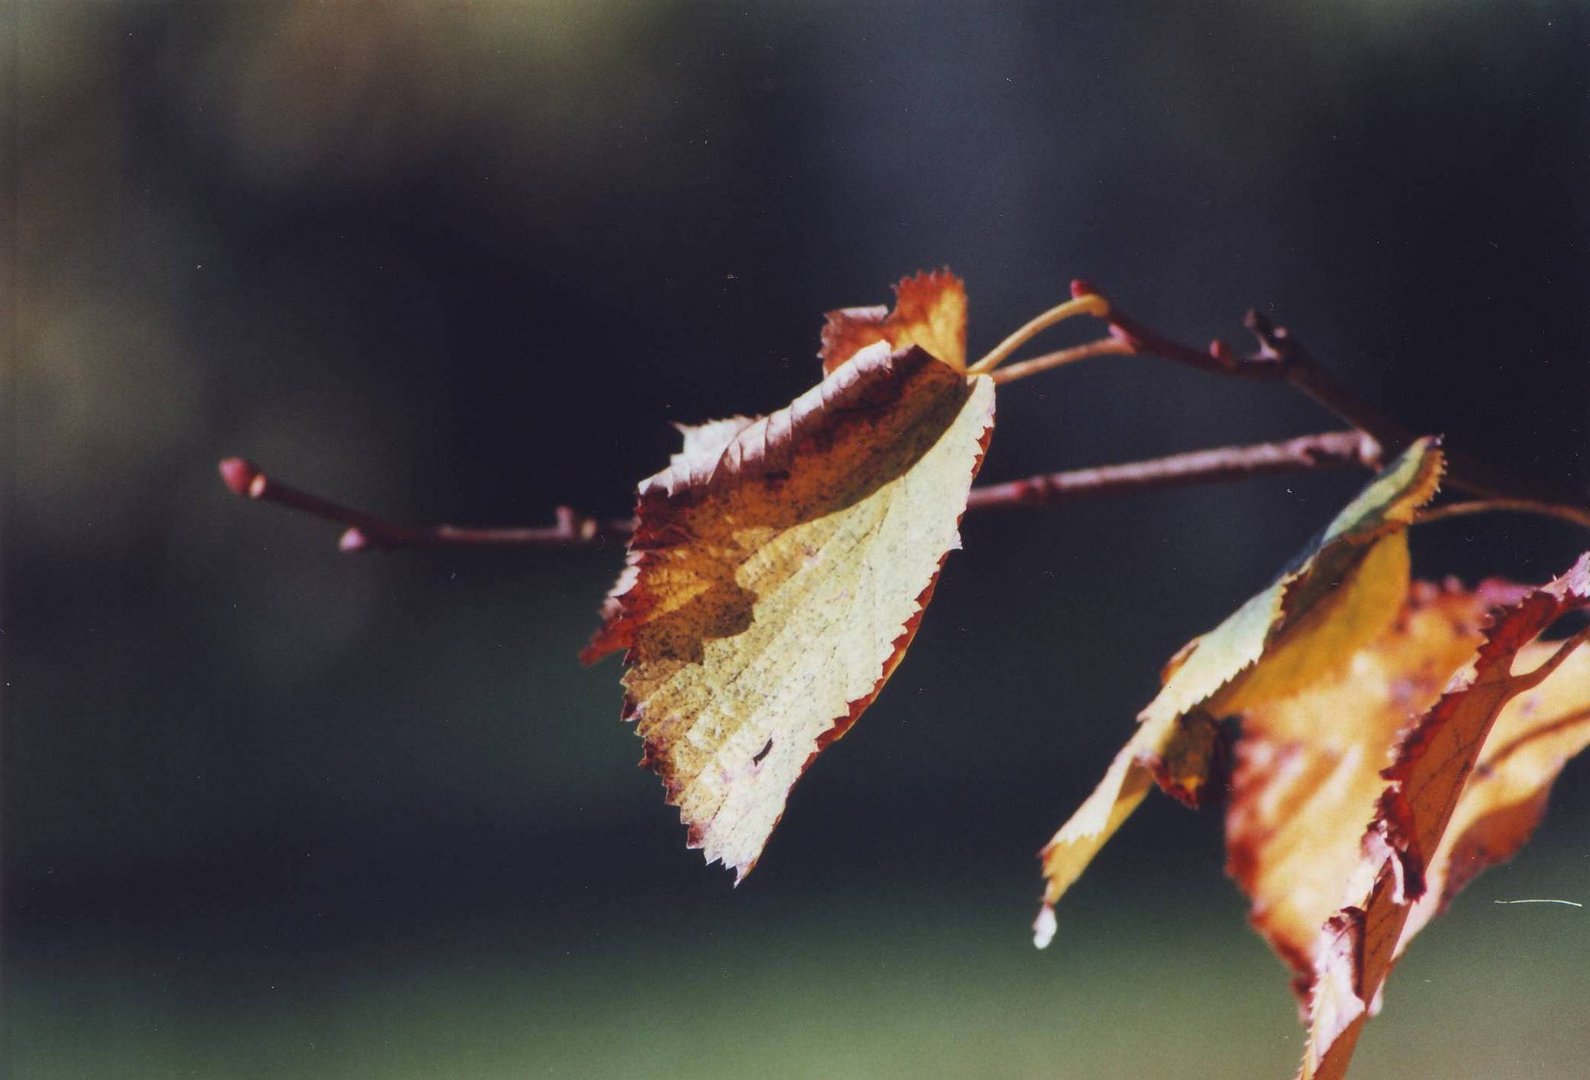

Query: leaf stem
[1507,627,1590,695]
[1416,498,1590,531]
[988,336,1134,385]
[967,293,1111,375]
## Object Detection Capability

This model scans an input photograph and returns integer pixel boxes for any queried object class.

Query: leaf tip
[1033,904,1058,949]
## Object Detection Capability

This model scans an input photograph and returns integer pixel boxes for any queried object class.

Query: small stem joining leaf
[989,336,1134,385]
[1416,499,1590,532]
[967,293,1110,375]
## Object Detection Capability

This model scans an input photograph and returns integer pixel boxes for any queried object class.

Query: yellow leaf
[584,341,995,880]
[1034,439,1444,946]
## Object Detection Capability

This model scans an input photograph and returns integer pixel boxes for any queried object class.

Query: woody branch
[1078,280,1586,515]
[219,430,1397,554]
[218,296,1590,549]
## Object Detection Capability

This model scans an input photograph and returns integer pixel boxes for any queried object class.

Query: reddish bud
[338,528,370,553]
[219,457,262,498]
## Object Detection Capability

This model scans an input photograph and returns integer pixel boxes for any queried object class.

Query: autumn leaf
[1299,554,1590,1080]
[1034,438,1444,946]
[1401,635,1590,946]
[819,270,968,375]
[584,281,995,880]
[1225,578,1527,999]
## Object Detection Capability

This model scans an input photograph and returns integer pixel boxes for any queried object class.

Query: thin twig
[1073,279,1590,519]
[218,458,634,552]
[219,431,1391,553]
[963,430,1377,510]
[220,290,1590,550]
[1070,277,1405,443]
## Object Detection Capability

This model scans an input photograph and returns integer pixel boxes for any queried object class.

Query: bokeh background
[5,2,1590,1077]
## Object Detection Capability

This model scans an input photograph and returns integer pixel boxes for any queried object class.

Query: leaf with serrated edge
[584,341,995,880]
[1034,439,1444,947]
[1401,640,1590,945]
[1225,579,1526,1002]
[1299,554,1590,1080]
[672,416,757,467]
[819,270,968,375]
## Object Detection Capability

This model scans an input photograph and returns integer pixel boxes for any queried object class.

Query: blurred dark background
[5,3,1589,1077]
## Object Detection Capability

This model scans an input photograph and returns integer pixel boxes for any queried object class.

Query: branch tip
[1243,309,1293,366]
[555,505,601,542]
[219,457,262,498]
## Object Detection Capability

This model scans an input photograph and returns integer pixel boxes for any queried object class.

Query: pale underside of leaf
[1299,554,1590,1080]
[1035,439,1444,945]
[671,415,757,468]
[585,343,996,880]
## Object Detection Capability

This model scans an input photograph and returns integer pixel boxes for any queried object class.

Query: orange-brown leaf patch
[818,270,968,375]
[1225,579,1522,997]
[1400,635,1590,946]
[1298,554,1590,1080]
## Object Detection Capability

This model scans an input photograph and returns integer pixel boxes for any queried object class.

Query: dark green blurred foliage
[4,3,1588,1077]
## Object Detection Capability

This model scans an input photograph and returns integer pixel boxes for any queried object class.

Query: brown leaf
[584,341,996,879]
[1225,579,1526,999]
[1034,439,1444,946]
[1298,554,1590,1080]
[1402,638,1590,944]
[818,270,968,375]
